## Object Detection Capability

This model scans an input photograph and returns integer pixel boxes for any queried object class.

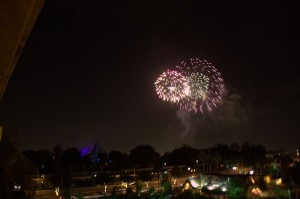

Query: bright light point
[276,178,282,185]
[55,187,59,196]
[190,179,200,188]
[168,86,175,92]
[221,187,227,192]
[183,86,190,95]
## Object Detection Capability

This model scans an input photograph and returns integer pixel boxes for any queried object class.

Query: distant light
[221,187,227,192]
[188,167,191,171]
[190,179,200,188]
[249,170,254,175]
[55,187,59,196]
[250,176,255,184]
[80,146,91,157]
[251,187,262,196]
[264,176,271,184]
[183,86,190,95]
[13,183,21,191]
[232,166,237,170]
[276,178,282,185]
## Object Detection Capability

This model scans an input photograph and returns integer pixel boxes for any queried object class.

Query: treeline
[0,128,297,194]
[20,142,286,174]
[18,142,298,190]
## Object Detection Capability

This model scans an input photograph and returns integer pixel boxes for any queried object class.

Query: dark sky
[0,1,299,154]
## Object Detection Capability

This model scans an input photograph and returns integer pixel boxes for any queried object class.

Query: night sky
[0,1,299,154]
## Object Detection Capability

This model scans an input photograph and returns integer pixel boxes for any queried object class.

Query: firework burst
[154,70,189,103]
[176,58,224,113]
[155,58,224,113]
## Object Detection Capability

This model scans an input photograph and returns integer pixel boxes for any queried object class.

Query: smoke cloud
[175,89,250,146]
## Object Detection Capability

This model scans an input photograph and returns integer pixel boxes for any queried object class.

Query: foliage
[228,186,245,199]
[168,145,199,166]
[139,171,153,181]
[269,165,281,178]
[3,137,297,196]
[19,142,272,178]
[63,186,71,199]
[228,179,246,199]
[149,186,155,195]
[77,192,83,199]
[126,186,134,197]
[0,127,36,195]
[109,150,128,170]
[178,189,200,199]
[136,180,142,196]
[129,145,160,168]
[258,176,267,191]
[111,186,118,197]
[163,180,172,195]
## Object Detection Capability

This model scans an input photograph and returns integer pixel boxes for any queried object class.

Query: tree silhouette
[129,145,159,168]
[109,150,128,170]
